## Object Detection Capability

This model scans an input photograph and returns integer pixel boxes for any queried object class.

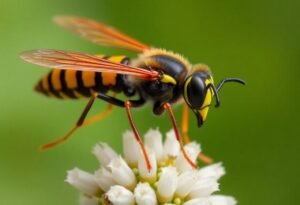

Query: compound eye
[185,75,206,109]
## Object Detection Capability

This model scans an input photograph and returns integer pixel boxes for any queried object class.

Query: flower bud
[105,185,134,205]
[175,170,197,198]
[123,131,140,167]
[94,168,115,192]
[189,178,219,198]
[163,129,180,158]
[108,156,137,190]
[134,182,157,205]
[144,128,164,162]
[183,198,210,205]
[197,163,225,180]
[138,150,157,183]
[157,166,178,203]
[176,142,200,173]
[66,168,100,196]
[93,143,118,168]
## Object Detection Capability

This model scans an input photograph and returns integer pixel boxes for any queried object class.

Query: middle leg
[125,101,152,171]
[163,103,197,169]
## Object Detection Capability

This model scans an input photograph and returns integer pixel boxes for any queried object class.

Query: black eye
[185,75,206,109]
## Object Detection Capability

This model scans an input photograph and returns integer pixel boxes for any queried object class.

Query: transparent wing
[20,49,159,80]
[54,16,151,52]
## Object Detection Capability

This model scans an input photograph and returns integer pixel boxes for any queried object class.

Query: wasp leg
[81,103,114,127]
[96,93,151,171]
[41,92,99,150]
[125,101,152,171]
[163,103,197,169]
[82,93,118,127]
[181,104,190,144]
[181,104,214,164]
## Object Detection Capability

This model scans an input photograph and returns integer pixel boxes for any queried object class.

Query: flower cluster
[66,129,237,205]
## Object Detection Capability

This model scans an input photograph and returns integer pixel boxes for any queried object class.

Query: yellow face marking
[65,70,78,89]
[82,71,96,87]
[51,69,62,90]
[161,74,177,85]
[102,72,117,86]
[199,79,213,121]
[183,76,192,107]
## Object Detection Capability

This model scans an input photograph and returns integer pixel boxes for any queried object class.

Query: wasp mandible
[21,16,245,171]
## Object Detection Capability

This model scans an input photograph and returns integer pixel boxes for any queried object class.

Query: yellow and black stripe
[34,55,130,99]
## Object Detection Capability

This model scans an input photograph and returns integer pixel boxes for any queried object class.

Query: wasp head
[183,64,246,127]
[183,65,214,127]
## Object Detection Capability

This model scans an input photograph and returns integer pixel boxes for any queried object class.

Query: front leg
[163,103,197,169]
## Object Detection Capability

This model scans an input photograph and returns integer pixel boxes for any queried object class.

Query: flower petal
[123,131,140,167]
[163,129,180,158]
[189,178,219,198]
[108,156,137,190]
[134,182,157,205]
[175,170,197,198]
[138,150,157,183]
[157,166,178,203]
[66,168,100,196]
[92,143,118,168]
[94,167,115,192]
[197,163,225,180]
[144,128,164,162]
[105,185,135,205]
[176,142,201,173]
[183,198,210,205]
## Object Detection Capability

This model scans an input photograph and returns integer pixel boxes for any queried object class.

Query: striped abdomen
[34,55,131,99]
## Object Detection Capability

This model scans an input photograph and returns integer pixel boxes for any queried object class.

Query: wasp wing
[20,49,159,80]
[54,16,150,53]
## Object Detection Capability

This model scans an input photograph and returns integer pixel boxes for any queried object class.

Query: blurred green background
[1,0,299,204]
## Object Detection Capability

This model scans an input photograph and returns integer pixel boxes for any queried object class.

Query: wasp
[20,16,245,171]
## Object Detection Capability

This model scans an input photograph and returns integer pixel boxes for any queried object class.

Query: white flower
[66,128,237,205]
[157,166,178,203]
[94,167,115,192]
[175,170,197,198]
[189,177,220,198]
[66,168,100,196]
[122,131,140,167]
[134,182,157,205]
[105,185,135,205]
[93,143,118,168]
[144,128,164,162]
[176,142,201,173]
[138,150,157,183]
[183,198,210,205]
[163,129,180,158]
[108,156,137,190]
[197,162,225,180]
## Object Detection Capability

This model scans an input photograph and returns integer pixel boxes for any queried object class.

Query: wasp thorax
[133,50,191,105]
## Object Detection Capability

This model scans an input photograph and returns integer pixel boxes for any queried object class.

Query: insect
[20,16,245,171]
